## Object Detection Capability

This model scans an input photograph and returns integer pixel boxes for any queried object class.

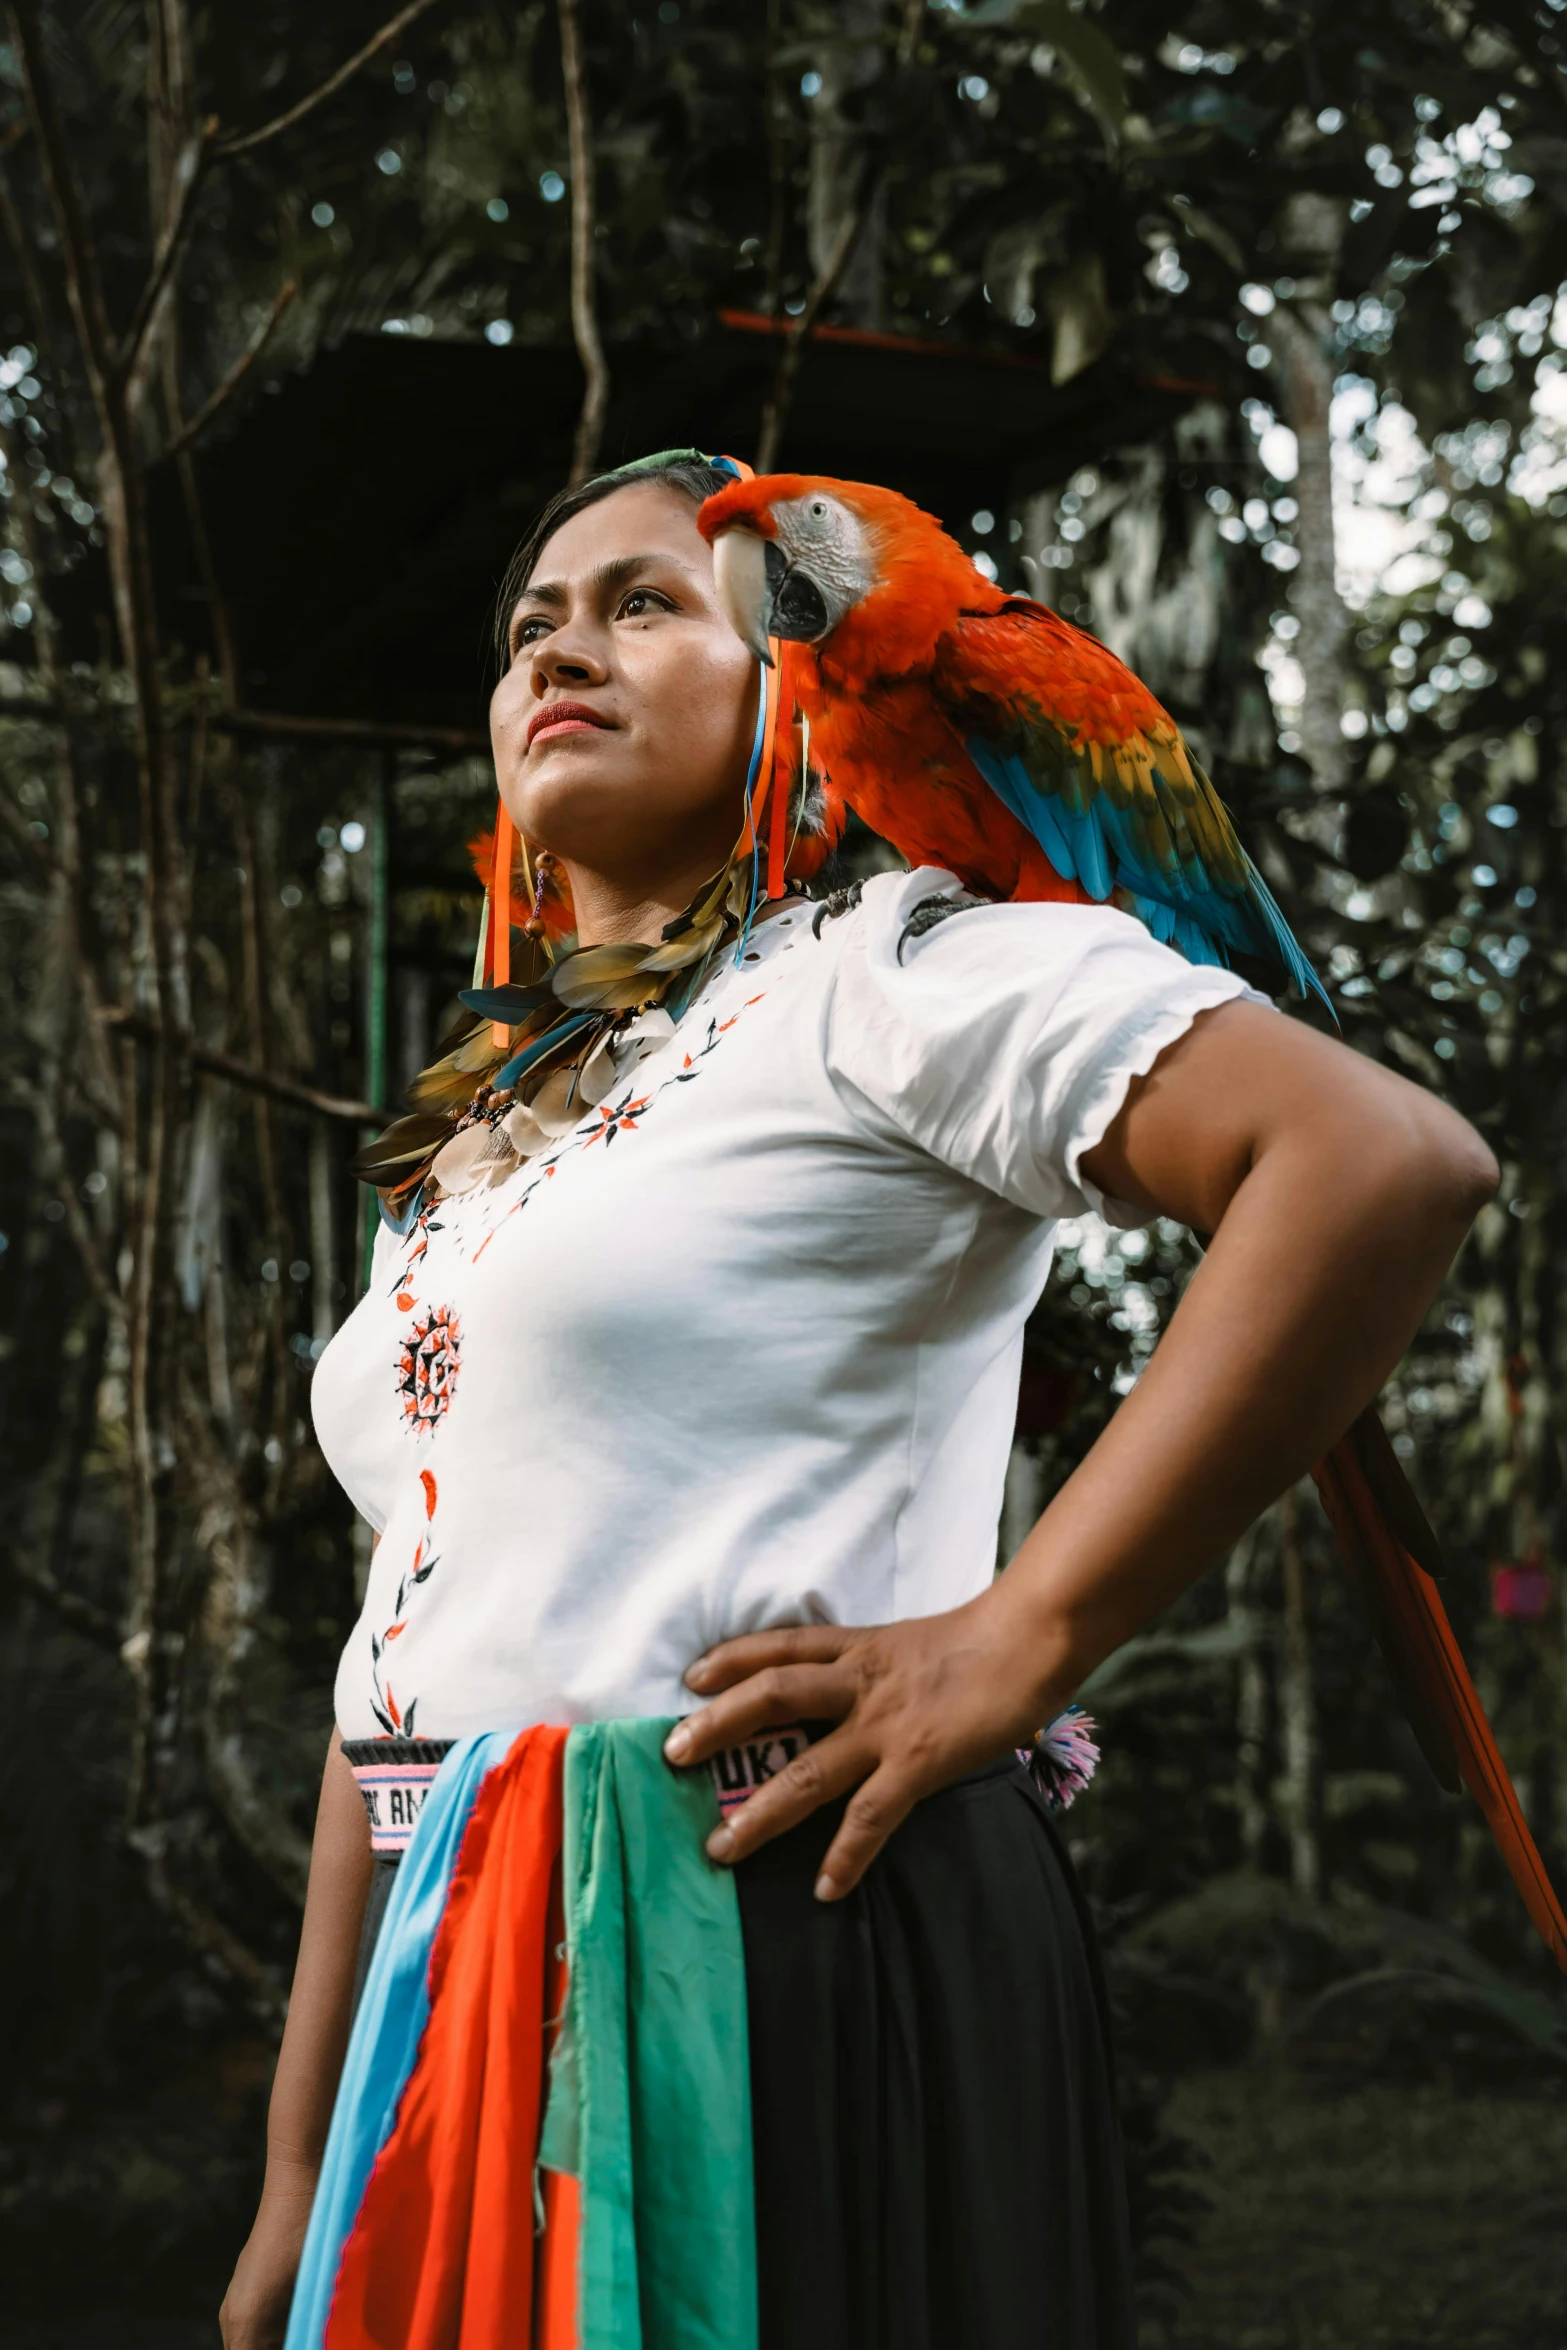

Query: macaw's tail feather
[1312,1409,1567,1972]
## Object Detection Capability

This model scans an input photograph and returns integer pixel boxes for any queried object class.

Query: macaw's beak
[712,528,830,661]
[712,528,777,663]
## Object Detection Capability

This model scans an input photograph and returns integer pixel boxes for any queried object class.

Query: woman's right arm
[219,1729,374,2350]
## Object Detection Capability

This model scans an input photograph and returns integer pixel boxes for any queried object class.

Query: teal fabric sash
[545,1717,758,2350]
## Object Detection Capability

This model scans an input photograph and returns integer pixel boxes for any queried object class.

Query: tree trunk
[9,0,196,1830]
[559,0,609,483]
[1269,194,1349,799]
[807,0,885,329]
[310,1121,339,1354]
[197,1455,313,1907]
[1226,1527,1270,1872]
[1277,1483,1321,1900]
[999,1439,1044,1568]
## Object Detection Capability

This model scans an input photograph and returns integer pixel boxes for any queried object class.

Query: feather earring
[522,850,552,942]
[470,890,490,989]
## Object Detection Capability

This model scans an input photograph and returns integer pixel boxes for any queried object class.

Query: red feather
[1313,1412,1567,1971]
[467,823,574,957]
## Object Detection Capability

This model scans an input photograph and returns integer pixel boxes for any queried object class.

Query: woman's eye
[513,618,549,649]
[619,588,668,619]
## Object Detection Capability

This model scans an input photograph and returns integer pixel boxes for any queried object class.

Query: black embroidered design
[367,1469,443,1733]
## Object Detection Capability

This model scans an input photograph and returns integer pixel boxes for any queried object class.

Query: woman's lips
[526,700,611,748]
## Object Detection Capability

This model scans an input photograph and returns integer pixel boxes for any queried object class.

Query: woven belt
[343,1723,815,1854]
[343,1709,1095,1856]
[708,1722,811,1815]
[341,1737,456,1854]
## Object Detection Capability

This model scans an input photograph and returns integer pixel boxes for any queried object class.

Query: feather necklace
[350,857,770,1208]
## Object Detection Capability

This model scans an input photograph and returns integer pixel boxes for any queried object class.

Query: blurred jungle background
[3,0,1567,2341]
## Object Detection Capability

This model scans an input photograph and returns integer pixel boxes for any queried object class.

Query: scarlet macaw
[700,470,1567,1970]
[700,470,1326,1001]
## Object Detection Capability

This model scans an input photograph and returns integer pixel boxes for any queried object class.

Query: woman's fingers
[663,1661,854,1764]
[701,1724,872,1867]
[683,1620,867,1693]
[812,1763,922,1898]
[674,1606,1020,1898]
[706,1735,923,1899]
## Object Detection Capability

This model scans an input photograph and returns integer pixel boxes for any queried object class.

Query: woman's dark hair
[492,450,733,671]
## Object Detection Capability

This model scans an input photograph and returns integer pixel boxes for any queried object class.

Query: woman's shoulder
[828,865,1202,992]
[818,867,1266,1218]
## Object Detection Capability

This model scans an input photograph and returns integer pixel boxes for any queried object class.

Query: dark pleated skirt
[352,1755,1133,2348]
[735,1758,1133,2350]
[352,1852,402,2017]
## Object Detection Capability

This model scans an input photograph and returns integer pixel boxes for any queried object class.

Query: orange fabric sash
[325,1724,577,2350]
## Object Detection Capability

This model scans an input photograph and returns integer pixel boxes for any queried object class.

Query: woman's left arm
[664,999,1499,1898]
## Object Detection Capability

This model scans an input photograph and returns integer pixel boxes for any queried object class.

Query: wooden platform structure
[154,312,1207,734]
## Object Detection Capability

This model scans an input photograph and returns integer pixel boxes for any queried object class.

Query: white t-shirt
[313,867,1263,1740]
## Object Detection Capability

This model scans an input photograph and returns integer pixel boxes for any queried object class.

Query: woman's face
[490,480,760,892]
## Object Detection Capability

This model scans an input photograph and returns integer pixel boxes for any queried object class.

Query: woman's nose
[531,629,608,692]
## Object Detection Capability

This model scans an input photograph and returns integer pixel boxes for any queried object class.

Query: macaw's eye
[811,501,827,517]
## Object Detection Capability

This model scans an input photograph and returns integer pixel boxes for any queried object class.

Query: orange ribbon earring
[490,803,515,1045]
[767,645,795,903]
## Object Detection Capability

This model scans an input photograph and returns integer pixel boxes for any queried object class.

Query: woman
[220,452,1495,2349]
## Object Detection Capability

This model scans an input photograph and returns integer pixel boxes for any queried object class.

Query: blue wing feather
[492,1010,598,1093]
[459,980,556,1021]
[964,732,1329,1012]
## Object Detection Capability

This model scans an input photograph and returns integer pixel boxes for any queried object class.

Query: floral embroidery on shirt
[582,1085,654,1146]
[395,1302,462,1434]
[368,1468,441,1734]
[389,991,775,1280]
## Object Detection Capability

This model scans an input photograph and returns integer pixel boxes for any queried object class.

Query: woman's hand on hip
[663,1591,1062,1900]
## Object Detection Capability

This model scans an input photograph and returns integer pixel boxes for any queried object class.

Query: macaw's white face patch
[767,493,878,639]
[713,494,880,654]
